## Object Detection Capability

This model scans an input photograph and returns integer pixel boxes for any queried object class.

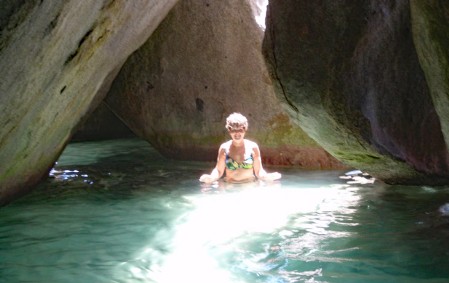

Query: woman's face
[228,127,246,141]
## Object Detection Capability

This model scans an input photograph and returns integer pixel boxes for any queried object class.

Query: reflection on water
[1,139,449,283]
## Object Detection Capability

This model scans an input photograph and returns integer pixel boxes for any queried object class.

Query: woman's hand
[199,174,216,183]
[259,172,282,181]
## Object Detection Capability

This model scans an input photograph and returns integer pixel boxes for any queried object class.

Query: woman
[199,113,282,183]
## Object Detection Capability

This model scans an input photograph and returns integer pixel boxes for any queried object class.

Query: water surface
[1,138,449,283]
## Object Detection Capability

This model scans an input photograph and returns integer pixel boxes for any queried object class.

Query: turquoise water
[1,139,449,283]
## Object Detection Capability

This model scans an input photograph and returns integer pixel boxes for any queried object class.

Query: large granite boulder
[105,0,344,169]
[263,0,449,184]
[411,1,449,149]
[0,0,178,205]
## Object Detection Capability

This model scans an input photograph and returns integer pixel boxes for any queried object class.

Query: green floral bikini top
[225,149,254,170]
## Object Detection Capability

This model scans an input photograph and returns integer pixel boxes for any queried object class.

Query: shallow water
[2,139,449,283]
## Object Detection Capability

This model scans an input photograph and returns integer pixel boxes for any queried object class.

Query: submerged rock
[263,0,449,184]
[0,0,178,205]
[105,0,344,169]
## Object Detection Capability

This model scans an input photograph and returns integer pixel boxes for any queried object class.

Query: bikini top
[225,148,254,170]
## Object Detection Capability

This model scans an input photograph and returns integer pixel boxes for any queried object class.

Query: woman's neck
[232,139,245,147]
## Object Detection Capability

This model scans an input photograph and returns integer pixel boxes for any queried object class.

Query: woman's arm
[252,143,265,178]
[252,143,281,181]
[199,145,226,183]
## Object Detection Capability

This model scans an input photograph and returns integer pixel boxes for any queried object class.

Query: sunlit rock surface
[0,0,178,205]
[263,0,449,184]
[106,0,344,169]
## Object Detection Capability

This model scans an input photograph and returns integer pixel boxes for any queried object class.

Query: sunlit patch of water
[123,177,364,282]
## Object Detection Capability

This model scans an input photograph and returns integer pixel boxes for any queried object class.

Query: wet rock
[439,203,449,216]
[106,0,344,169]
[0,0,178,205]
[263,0,449,184]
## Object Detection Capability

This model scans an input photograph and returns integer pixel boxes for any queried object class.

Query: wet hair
[225,112,248,131]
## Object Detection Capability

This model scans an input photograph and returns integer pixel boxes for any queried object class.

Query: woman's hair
[225,112,248,131]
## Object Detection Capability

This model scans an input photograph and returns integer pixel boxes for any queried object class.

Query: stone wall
[263,0,449,184]
[105,0,344,169]
[0,0,178,205]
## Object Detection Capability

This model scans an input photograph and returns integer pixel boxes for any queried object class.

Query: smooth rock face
[263,0,449,184]
[0,0,178,205]
[106,0,344,169]
[410,1,449,149]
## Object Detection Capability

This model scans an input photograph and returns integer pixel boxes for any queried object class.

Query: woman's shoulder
[219,140,233,151]
[221,140,233,146]
[244,139,259,148]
